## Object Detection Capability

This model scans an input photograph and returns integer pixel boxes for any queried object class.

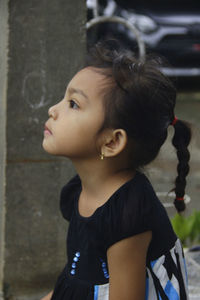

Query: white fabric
[94,283,109,300]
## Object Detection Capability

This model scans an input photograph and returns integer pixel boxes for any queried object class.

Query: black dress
[51,171,188,300]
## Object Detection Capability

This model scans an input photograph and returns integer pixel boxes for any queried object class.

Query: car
[87,0,200,77]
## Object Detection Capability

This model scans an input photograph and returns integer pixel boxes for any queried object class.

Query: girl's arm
[107,231,152,300]
[40,290,53,300]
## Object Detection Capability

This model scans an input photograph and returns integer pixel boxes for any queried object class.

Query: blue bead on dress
[72,262,76,268]
[73,257,79,262]
[100,259,109,279]
[70,251,81,276]
[70,269,76,275]
[75,251,80,257]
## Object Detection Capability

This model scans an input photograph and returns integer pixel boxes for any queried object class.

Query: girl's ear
[101,129,128,158]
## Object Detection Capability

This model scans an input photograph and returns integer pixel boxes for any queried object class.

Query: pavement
[185,249,200,299]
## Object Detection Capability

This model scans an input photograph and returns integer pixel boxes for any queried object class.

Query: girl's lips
[44,124,52,135]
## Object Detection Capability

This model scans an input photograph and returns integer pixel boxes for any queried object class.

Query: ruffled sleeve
[101,172,154,250]
[60,175,81,221]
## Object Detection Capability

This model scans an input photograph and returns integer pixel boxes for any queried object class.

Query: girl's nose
[48,105,57,120]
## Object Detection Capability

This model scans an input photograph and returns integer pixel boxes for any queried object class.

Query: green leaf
[171,210,200,246]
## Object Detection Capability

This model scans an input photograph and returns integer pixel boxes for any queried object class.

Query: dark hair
[86,40,191,212]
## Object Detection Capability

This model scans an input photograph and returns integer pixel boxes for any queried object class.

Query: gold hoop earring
[100,153,104,160]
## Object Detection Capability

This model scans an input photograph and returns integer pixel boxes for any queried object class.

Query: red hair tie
[171,116,178,126]
[176,196,184,201]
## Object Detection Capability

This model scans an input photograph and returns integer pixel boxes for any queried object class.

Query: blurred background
[87,0,200,86]
[0,0,200,299]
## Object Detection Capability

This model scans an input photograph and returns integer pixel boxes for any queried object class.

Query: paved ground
[185,250,200,299]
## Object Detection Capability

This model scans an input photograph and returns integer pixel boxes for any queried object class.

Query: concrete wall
[0,0,8,299]
[0,1,8,299]
[2,1,86,299]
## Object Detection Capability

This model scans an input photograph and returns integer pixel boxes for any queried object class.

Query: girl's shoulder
[97,171,159,249]
[106,170,158,211]
[99,172,176,255]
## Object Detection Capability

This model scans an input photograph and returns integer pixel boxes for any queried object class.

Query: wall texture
[3,1,86,299]
[0,1,8,299]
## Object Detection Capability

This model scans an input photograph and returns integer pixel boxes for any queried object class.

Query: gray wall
[2,1,86,299]
[0,0,8,299]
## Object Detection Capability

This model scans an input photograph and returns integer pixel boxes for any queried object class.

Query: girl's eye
[68,100,79,109]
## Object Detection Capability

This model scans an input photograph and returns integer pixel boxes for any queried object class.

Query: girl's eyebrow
[67,87,89,101]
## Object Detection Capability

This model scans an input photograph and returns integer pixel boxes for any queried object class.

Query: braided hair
[86,40,192,212]
[172,119,191,211]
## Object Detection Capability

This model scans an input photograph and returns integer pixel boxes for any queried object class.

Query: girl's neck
[72,157,136,201]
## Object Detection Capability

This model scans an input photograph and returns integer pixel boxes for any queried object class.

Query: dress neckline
[75,171,141,221]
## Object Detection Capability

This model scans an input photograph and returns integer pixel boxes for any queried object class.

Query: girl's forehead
[67,67,111,98]
[70,67,105,85]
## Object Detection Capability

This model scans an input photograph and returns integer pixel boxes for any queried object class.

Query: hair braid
[172,119,191,212]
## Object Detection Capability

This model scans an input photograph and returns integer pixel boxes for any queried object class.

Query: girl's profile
[41,40,191,300]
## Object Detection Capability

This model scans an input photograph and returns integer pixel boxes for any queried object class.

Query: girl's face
[43,67,106,160]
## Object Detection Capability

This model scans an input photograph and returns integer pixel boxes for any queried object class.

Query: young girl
[41,41,191,300]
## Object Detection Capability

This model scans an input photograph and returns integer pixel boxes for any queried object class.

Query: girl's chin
[42,143,65,157]
[42,141,55,154]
